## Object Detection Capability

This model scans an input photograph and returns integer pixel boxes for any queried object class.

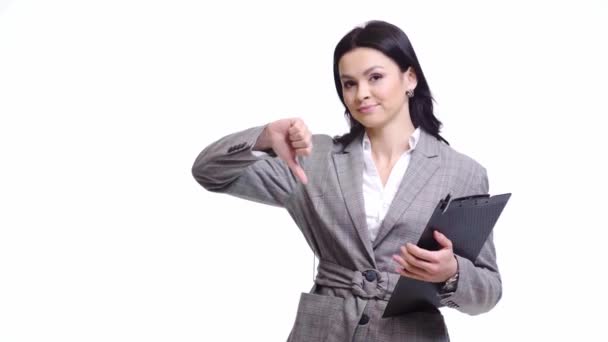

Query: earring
[406,89,415,98]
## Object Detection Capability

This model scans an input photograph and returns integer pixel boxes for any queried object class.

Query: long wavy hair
[333,20,449,145]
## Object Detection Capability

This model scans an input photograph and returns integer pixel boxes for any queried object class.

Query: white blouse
[361,127,421,242]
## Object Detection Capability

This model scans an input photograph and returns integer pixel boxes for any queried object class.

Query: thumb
[286,155,308,184]
[434,230,452,249]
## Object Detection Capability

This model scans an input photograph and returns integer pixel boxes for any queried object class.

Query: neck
[366,115,416,161]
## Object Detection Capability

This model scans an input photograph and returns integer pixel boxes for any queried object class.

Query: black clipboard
[382,192,511,318]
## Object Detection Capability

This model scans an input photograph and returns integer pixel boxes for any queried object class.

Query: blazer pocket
[287,292,344,342]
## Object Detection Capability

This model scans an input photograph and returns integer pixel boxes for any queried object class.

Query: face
[338,47,416,130]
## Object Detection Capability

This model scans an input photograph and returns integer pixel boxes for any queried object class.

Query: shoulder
[436,141,486,175]
[417,128,487,193]
[431,136,489,194]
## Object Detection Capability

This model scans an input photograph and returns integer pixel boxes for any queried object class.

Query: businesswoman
[192,20,501,341]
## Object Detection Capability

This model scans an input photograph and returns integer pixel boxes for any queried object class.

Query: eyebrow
[340,66,385,80]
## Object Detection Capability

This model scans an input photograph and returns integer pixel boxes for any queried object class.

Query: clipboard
[382,192,511,318]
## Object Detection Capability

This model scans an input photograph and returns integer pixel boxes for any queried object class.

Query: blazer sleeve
[439,164,503,315]
[191,125,298,207]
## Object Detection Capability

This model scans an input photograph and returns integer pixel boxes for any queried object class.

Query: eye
[343,81,356,89]
[370,73,383,82]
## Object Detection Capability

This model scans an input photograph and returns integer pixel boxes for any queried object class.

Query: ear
[402,66,418,91]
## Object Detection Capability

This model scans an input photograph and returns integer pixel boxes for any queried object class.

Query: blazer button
[358,314,370,325]
[363,270,376,282]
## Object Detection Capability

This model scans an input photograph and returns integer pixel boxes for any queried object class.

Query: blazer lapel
[372,130,441,248]
[332,133,376,266]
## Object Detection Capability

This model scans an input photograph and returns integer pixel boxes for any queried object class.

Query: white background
[1,0,607,341]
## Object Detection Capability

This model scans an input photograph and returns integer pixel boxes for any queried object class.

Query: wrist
[253,125,274,151]
[446,255,458,281]
[439,256,459,294]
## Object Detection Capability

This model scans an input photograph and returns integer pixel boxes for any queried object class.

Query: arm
[191,125,297,207]
[192,118,313,207]
[439,166,503,315]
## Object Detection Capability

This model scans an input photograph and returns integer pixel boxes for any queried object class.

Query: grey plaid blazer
[192,125,502,342]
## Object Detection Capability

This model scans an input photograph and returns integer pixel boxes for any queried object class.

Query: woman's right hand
[254,118,313,184]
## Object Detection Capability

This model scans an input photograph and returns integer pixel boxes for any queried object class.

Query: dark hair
[333,20,449,145]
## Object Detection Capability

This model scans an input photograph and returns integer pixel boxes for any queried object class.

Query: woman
[192,20,501,342]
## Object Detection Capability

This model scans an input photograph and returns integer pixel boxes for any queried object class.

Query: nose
[356,83,371,102]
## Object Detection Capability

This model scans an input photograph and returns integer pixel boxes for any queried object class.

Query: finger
[289,128,310,142]
[434,230,453,249]
[288,124,306,136]
[289,131,304,141]
[288,119,304,134]
[405,243,438,263]
[288,117,301,127]
[289,120,309,135]
[392,253,407,268]
[396,267,426,281]
[401,246,436,273]
[392,253,427,276]
[286,158,308,184]
[291,139,311,149]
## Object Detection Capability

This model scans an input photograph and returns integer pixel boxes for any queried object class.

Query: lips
[358,104,378,113]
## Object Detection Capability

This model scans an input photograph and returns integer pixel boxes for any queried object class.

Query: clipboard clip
[439,194,452,213]
[451,194,491,208]
[453,194,491,201]
[440,194,491,213]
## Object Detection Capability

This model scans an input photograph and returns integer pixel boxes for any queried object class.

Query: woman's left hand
[392,230,458,283]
